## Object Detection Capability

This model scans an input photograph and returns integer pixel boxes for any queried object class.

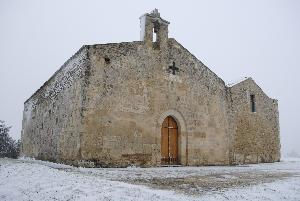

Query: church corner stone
[21,9,280,167]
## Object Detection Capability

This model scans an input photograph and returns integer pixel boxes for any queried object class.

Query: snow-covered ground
[0,158,300,201]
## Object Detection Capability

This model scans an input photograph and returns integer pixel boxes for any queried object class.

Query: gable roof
[226,77,250,87]
[24,45,88,104]
[168,38,226,86]
[227,77,277,100]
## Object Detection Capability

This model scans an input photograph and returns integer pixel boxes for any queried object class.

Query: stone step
[160,165,182,167]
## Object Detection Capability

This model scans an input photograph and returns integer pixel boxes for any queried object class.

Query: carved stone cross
[169,62,179,75]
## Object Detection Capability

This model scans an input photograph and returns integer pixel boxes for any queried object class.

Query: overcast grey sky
[0,0,299,155]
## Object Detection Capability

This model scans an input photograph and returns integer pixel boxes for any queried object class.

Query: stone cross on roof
[150,9,160,17]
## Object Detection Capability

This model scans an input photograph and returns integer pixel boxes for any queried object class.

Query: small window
[104,57,111,64]
[250,94,256,112]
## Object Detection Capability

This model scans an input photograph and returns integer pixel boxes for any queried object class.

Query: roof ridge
[226,77,250,87]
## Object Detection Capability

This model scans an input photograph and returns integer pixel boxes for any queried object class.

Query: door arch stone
[157,110,188,165]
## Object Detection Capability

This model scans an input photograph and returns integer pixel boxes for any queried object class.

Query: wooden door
[161,116,178,165]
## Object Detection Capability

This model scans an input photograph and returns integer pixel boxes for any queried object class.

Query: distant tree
[15,139,21,157]
[0,120,20,158]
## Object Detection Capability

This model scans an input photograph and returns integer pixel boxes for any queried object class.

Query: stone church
[21,9,280,167]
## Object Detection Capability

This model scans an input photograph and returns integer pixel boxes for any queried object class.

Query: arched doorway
[161,116,178,165]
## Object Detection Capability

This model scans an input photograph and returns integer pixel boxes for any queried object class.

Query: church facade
[21,10,280,167]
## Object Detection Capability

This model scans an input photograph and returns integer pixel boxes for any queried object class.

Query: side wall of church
[79,39,231,167]
[21,46,90,163]
[229,78,280,164]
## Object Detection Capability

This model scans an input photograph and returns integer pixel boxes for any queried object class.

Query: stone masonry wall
[77,38,231,167]
[228,78,280,164]
[21,46,90,163]
[169,40,231,166]
[21,41,280,167]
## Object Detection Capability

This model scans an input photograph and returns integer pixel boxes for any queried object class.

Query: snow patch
[1,158,300,201]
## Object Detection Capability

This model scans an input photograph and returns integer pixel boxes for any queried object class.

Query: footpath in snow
[0,158,299,201]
